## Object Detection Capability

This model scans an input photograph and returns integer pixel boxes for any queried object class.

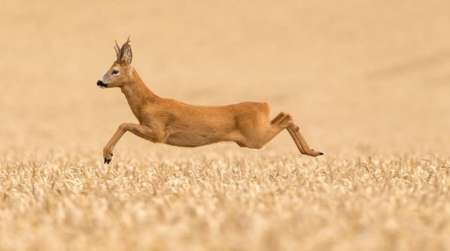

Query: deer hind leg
[236,112,293,149]
[234,112,323,157]
[286,123,323,157]
[270,112,306,153]
[270,112,286,124]
[269,112,323,157]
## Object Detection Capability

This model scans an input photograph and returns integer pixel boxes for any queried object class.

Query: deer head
[97,38,134,88]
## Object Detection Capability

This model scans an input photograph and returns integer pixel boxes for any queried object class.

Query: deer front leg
[103,123,161,164]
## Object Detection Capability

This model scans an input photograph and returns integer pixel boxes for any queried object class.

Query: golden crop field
[1,1,449,250]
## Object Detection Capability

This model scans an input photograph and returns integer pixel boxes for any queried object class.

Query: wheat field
[1,1,450,250]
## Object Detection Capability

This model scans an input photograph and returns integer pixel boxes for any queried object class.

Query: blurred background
[1,0,449,156]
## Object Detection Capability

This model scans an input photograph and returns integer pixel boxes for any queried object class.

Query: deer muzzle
[97,80,108,88]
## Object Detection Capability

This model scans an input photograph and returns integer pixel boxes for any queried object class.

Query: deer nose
[97,80,108,88]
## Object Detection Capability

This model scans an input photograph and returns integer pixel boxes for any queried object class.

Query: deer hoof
[103,147,114,164]
[306,149,324,157]
[104,157,112,164]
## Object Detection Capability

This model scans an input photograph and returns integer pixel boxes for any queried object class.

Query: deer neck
[120,69,158,122]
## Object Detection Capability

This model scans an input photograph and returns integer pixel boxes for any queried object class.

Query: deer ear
[114,40,121,61]
[120,39,133,65]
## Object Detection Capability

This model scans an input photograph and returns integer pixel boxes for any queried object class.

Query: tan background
[1,0,449,155]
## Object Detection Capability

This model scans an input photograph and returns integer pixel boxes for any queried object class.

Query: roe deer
[97,39,323,163]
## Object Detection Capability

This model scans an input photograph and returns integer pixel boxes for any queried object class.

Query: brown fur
[98,39,323,163]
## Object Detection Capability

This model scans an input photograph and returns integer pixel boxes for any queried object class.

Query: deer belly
[165,131,221,147]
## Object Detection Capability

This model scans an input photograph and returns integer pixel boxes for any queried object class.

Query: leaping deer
[97,39,323,164]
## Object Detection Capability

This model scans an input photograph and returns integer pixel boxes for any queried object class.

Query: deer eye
[112,69,119,75]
